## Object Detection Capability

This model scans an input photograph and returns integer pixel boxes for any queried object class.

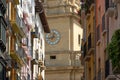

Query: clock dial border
[46,29,61,45]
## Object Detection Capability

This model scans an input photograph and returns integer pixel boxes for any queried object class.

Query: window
[78,35,81,44]
[98,6,101,23]
[35,49,39,60]
[41,39,42,48]
[98,58,101,70]
[88,24,91,33]
[50,56,56,59]
[96,25,100,41]
[102,14,105,31]
[0,18,6,44]
[105,59,110,78]
[0,17,7,52]
[0,63,5,80]
[88,33,91,50]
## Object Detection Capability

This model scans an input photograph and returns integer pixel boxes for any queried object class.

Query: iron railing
[0,20,6,45]
[1,0,6,7]
[16,12,21,28]
[21,18,27,36]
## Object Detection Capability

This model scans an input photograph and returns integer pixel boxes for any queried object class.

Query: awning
[35,0,50,33]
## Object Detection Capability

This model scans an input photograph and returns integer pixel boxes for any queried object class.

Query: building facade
[95,0,106,80]
[81,0,120,80]
[105,0,120,80]
[0,0,50,80]
[81,0,108,80]
[81,0,95,80]
[31,0,50,80]
[0,0,8,79]
[44,0,84,80]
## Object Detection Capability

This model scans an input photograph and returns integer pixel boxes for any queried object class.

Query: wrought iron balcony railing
[10,36,25,66]
[16,12,21,28]
[20,19,27,37]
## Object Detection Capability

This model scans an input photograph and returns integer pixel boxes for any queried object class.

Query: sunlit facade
[0,0,50,80]
[81,0,95,80]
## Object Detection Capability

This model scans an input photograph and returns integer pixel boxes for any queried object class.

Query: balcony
[20,19,27,37]
[87,33,94,54]
[19,45,28,64]
[10,36,24,66]
[0,15,7,53]
[106,0,115,17]
[10,10,25,37]
[0,0,7,15]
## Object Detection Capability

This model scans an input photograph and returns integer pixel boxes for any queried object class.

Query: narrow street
[0,0,120,80]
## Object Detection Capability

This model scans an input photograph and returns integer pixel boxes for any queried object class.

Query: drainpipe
[94,0,96,80]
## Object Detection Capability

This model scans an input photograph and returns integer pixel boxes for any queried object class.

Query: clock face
[46,29,60,45]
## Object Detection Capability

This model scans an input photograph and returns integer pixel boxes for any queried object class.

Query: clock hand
[48,33,55,39]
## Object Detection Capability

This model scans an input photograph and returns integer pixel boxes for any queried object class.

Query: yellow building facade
[81,0,95,80]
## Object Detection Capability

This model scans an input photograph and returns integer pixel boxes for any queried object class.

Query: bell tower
[43,0,84,80]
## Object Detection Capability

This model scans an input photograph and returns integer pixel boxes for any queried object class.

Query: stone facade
[44,0,84,80]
